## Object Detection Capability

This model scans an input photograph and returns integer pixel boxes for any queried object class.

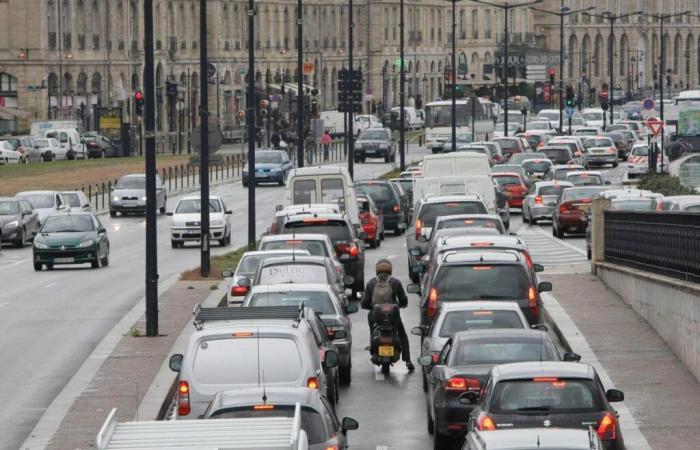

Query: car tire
[339,358,352,385]
[159,204,166,214]
[327,378,337,410]
[278,177,284,186]
[587,245,592,260]
[46,264,53,270]
[33,262,42,271]
[426,398,434,434]
[242,180,248,187]
[91,258,100,269]
[394,226,403,236]
[15,228,25,248]
[531,218,538,225]
[171,240,180,249]
[555,225,564,238]
[613,161,618,168]
[109,210,117,218]
[380,231,385,240]
[101,252,109,267]
[384,154,390,163]
[523,211,529,223]
[422,371,428,392]
[433,430,452,450]
[376,237,381,248]
[369,239,377,249]
[219,236,227,246]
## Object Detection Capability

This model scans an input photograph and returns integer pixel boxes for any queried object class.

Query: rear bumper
[530,205,555,220]
[556,214,588,231]
[434,401,475,437]
[586,155,617,165]
[382,212,402,228]
[507,196,524,208]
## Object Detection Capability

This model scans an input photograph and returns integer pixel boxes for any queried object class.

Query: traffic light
[548,68,556,84]
[134,90,144,117]
[454,84,463,98]
[565,85,575,108]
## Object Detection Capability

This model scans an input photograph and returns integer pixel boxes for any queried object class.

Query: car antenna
[256,327,262,387]
[537,433,541,448]
[261,369,268,405]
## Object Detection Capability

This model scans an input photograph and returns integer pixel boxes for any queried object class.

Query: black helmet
[376,259,393,274]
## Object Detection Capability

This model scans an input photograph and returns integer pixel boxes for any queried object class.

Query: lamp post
[471,0,543,137]
[247,0,257,247]
[533,5,594,136]
[447,0,463,152]
[684,50,691,90]
[296,0,305,168]
[399,0,406,169]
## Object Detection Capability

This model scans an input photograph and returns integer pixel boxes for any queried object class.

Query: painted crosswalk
[517,224,589,267]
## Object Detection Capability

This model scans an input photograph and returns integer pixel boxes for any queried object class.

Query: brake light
[597,412,617,440]
[254,404,275,410]
[559,203,571,214]
[608,147,617,154]
[178,380,191,416]
[472,310,493,316]
[529,286,538,318]
[471,242,494,247]
[533,377,559,382]
[349,244,359,257]
[285,240,303,244]
[307,377,319,389]
[473,266,492,270]
[477,413,496,431]
[427,288,438,320]
[232,285,249,296]
[393,205,401,212]
[535,196,543,204]
[324,446,339,450]
[415,219,423,239]
[445,377,481,392]
[303,218,329,223]
[233,332,254,337]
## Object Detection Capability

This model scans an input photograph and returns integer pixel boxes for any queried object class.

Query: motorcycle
[369,303,402,374]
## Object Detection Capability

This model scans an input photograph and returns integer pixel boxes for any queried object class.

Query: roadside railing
[603,210,700,283]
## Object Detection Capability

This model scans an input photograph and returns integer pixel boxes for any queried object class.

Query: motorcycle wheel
[381,363,390,375]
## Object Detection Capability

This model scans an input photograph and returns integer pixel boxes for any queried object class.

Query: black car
[84,134,118,158]
[0,197,40,247]
[421,330,575,449]
[467,362,625,450]
[353,127,396,162]
[541,146,576,165]
[354,180,406,234]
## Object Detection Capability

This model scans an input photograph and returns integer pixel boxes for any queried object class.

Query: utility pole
[399,0,406,169]
[297,0,305,167]
[143,0,159,336]
[532,5,593,135]
[347,0,355,179]
[198,0,211,277]
[472,0,543,137]
[450,0,458,152]
[247,0,257,247]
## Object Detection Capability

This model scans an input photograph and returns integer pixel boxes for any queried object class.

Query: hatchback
[354,180,406,234]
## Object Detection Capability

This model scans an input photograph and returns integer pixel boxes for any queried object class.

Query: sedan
[167,195,232,248]
[0,197,40,247]
[15,190,70,225]
[521,181,574,224]
[61,191,91,212]
[110,173,167,217]
[0,140,22,164]
[84,134,118,158]
[552,186,608,238]
[582,137,618,168]
[521,158,553,182]
[242,150,293,186]
[32,212,110,270]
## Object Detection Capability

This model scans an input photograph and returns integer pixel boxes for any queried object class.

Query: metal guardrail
[604,210,700,283]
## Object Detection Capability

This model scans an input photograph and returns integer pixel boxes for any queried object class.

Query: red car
[552,186,608,238]
[357,195,384,248]
[492,172,528,208]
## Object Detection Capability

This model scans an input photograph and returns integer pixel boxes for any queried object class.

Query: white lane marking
[376,446,389,450]
[44,282,57,288]
[533,225,587,256]
[514,222,529,236]
[1,258,32,268]
[375,372,385,381]
[0,302,9,309]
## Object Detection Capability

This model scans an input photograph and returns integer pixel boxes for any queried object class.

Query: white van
[319,110,366,137]
[43,128,86,159]
[284,165,361,228]
[391,106,423,130]
[414,175,497,215]
[421,152,491,178]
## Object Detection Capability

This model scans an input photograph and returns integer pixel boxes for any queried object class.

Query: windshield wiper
[55,229,88,233]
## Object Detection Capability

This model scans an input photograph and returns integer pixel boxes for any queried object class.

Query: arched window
[91,73,102,94]
[91,1,100,49]
[130,1,140,50]
[77,73,88,94]
[61,0,71,49]
[48,1,57,49]
[167,2,175,38]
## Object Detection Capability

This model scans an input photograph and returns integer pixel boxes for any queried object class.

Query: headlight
[34,241,49,249]
[172,221,186,227]
[211,219,224,227]
[142,196,147,201]
[5,220,18,228]
[78,240,95,248]
[112,196,120,202]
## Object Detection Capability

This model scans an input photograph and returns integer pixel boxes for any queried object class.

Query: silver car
[61,191,91,212]
[15,190,70,225]
[521,181,574,224]
[109,173,167,217]
[411,301,529,392]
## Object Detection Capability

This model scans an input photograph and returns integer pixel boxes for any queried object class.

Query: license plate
[123,201,137,207]
[54,257,74,263]
[378,345,394,357]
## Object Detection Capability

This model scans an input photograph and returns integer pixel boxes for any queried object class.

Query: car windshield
[261,240,328,257]
[542,149,571,162]
[553,168,581,180]
[41,215,94,232]
[419,202,488,228]
[494,175,522,186]
[62,193,81,208]
[439,310,525,337]
[249,291,336,315]
[283,220,352,242]
[495,123,520,132]
[256,152,284,163]
[539,185,567,196]
[175,199,223,213]
[522,160,552,173]
[538,112,559,121]
[34,139,49,147]
[453,339,555,365]
[583,111,603,121]
[19,193,54,208]
[493,379,600,413]
[510,153,547,165]
[526,135,545,146]
[209,407,327,445]
[435,264,530,300]
[631,146,649,156]
[571,117,586,126]
[568,174,604,186]
[562,188,606,201]
[360,130,389,140]
[550,142,578,154]
[0,200,19,214]
[437,217,503,233]
[494,139,519,150]
[493,165,526,178]
[115,177,145,189]
[528,123,550,130]
[355,182,396,205]
[612,199,655,210]
[258,263,328,284]
[584,137,613,148]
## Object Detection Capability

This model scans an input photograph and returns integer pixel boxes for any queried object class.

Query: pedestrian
[271,132,281,149]
[321,130,332,161]
[304,129,316,165]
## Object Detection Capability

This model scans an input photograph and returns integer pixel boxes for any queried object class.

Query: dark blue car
[242,150,294,186]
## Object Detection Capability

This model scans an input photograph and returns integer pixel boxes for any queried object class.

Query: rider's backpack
[371,279,394,305]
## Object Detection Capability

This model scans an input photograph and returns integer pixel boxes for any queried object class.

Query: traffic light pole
[399,0,406,169]
[297,0,304,168]
[143,0,159,336]
[198,0,211,278]
[247,0,257,248]
[347,0,355,179]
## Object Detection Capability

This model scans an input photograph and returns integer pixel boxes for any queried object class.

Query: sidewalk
[543,273,700,450]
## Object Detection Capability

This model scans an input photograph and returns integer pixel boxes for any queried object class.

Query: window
[434,264,530,301]
[293,179,317,204]
[249,291,336,315]
[258,264,329,285]
[0,73,18,93]
[439,310,525,337]
[493,379,600,413]
[453,339,555,365]
[320,178,344,204]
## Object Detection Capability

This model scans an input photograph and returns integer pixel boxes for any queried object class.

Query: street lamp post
[399,0,406,169]
[247,0,257,247]
[448,0,462,152]
[297,0,305,168]
[471,0,543,137]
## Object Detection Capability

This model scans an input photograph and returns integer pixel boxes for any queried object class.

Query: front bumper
[171,226,226,242]
[110,201,146,213]
[586,155,617,165]
[34,248,97,265]
[243,171,284,183]
[356,147,390,158]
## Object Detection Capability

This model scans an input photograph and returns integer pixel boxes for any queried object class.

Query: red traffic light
[134,90,144,101]
[548,68,555,77]
[259,99,269,109]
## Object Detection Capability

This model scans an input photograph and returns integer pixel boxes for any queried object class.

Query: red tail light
[535,196,543,204]
[178,380,191,416]
[335,242,359,257]
[427,288,438,320]
[232,285,249,296]
[445,377,481,392]
[523,251,534,269]
[528,286,538,318]
[597,412,617,440]
[431,352,440,364]
[393,205,401,212]
[559,202,573,214]
[415,219,423,239]
[307,377,319,389]
[476,413,496,431]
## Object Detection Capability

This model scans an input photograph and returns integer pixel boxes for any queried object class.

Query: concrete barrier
[594,261,700,383]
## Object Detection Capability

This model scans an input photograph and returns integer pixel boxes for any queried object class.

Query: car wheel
[380,231,385,240]
[242,180,248,187]
[327,377,337,410]
[523,210,529,223]
[159,203,166,214]
[422,370,428,392]
[531,218,538,225]
[109,210,117,218]
[376,237,381,248]
[91,257,100,269]
[219,235,227,246]
[339,360,352,385]
[613,161,618,168]
[433,429,452,450]
[555,225,564,238]
[101,252,109,267]
[15,228,25,248]
[33,262,42,271]
[278,177,284,186]
[384,154,390,163]
[369,239,377,249]
[46,264,54,270]
[587,245,592,260]
[171,240,180,249]
[426,397,434,434]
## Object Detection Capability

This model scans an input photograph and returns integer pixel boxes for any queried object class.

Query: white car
[627,143,669,178]
[33,138,66,161]
[15,190,70,224]
[168,195,232,248]
[572,127,603,137]
[581,108,606,128]
[522,181,574,224]
[0,141,22,165]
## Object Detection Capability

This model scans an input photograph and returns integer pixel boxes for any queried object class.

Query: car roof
[439,235,526,250]
[283,213,349,223]
[567,171,603,177]
[534,181,573,189]
[520,158,552,164]
[0,197,20,202]
[436,214,501,221]
[242,250,311,257]
[16,190,60,195]
[551,164,584,170]
[471,428,600,450]
[210,387,322,412]
[50,211,93,216]
[262,233,331,242]
[440,250,522,265]
[491,361,595,381]
[355,179,392,185]
[596,189,660,199]
[275,204,341,216]
[453,328,547,343]
[438,300,524,313]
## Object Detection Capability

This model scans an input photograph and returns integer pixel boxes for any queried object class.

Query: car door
[94,216,109,257]
[20,200,39,236]
[428,340,453,416]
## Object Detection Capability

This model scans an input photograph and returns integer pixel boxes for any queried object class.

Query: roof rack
[192,305,305,330]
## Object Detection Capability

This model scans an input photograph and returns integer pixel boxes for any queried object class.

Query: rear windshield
[283,220,352,242]
[439,310,525,337]
[261,240,328,257]
[584,137,613,148]
[494,175,522,186]
[293,180,316,204]
[562,188,606,201]
[236,252,306,276]
[522,160,552,173]
[553,168,581,180]
[61,193,81,208]
[418,202,488,227]
[249,291,336,315]
[568,174,604,186]
[495,139,520,150]
[539,185,567,196]
[493,379,600,413]
[542,149,570,162]
[355,182,397,206]
[434,265,530,301]
[209,406,327,445]
[436,217,504,234]
[453,339,555,365]
[193,337,302,385]
[612,199,655,210]
[18,193,54,208]
[526,135,545,146]
[552,142,578,154]
[258,264,328,285]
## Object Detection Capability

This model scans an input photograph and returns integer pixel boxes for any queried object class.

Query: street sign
[647,117,664,137]
[207,63,217,79]
[643,98,655,111]
[565,106,575,118]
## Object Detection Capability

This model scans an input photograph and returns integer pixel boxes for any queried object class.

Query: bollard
[168,167,173,190]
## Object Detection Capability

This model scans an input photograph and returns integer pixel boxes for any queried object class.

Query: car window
[62,193,82,208]
[631,146,649,156]
[522,160,552,173]
[568,174,604,186]
[21,200,33,213]
[493,175,522,186]
[452,339,554,365]
[434,264,530,301]
[359,129,389,140]
[436,217,503,233]
[538,185,568,196]
[0,200,20,215]
[248,291,336,315]
[562,188,605,201]
[554,168,581,180]
[439,310,526,337]
[18,193,54,209]
[261,240,328,257]
[41,215,95,232]
[355,182,396,205]
[685,205,700,212]
[320,178,344,204]
[492,379,600,413]
[258,263,329,284]
[612,199,655,210]
[293,180,317,204]
[193,337,302,385]
[115,177,146,189]
[418,202,488,227]
[283,220,352,242]
[175,199,223,213]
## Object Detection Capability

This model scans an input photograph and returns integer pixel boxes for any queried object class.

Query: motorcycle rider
[362,259,415,372]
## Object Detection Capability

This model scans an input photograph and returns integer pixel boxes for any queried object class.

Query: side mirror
[237,277,251,287]
[406,284,421,294]
[97,227,107,234]
[344,304,359,314]
[459,391,478,405]
[412,263,425,274]
[563,351,582,362]
[222,270,233,278]
[225,210,233,215]
[324,349,339,368]
[357,231,367,240]
[341,417,359,432]
[531,323,549,331]
[57,205,66,211]
[605,181,612,185]
[411,326,425,336]
[533,263,544,273]
[417,355,434,367]
[606,388,625,403]
[166,212,173,216]
[332,330,347,340]
[343,275,355,286]
[538,281,552,293]
[169,354,183,372]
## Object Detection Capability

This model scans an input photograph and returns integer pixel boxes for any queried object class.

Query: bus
[665,90,700,128]
[423,98,496,153]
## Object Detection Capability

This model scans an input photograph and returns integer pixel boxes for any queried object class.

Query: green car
[33,212,110,271]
